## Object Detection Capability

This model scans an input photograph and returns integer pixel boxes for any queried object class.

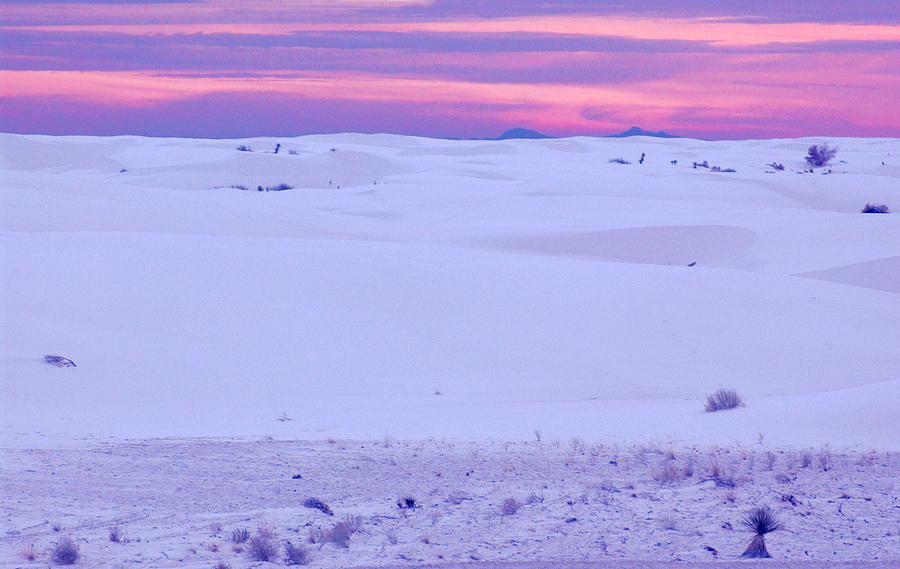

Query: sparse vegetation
[324,515,363,548]
[284,541,309,565]
[51,537,80,565]
[44,354,76,367]
[768,162,785,171]
[500,497,521,515]
[303,497,333,515]
[861,203,889,213]
[231,527,250,544]
[609,157,631,164]
[247,529,279,561]
[741,506,781,558]
[658,514,679,530]
[805,143,838,167]
[108,524,123,543]
[236,145,252,152]
[19,544,37,561]
[705,388,744,412]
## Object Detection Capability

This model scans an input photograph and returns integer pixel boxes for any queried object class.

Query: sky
[1,0,899,139]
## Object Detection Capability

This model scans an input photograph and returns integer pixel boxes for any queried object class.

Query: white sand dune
[2,132,898,448]
[1,133,898,567]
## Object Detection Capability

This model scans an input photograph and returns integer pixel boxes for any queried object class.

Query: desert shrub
[609,157,631,164]
[709,457,736,488]
[768,162,785,171]
[500,497,521,515]
[236,145,252,152]
[693,160,709,168]
[19,545,37,561]
[384,527,399,545]
[108,525,123,543]
[805,143,838,167]
[705,388,743,412]
[323,515,362,548]
[741,506,781,558]
[446,491,471,505]
[231,527,250,543]
[651,459,682,486]
[396,496,417,509]
[861,203,889,213]
[230,184,248,191]
[284,541,309,565]
[303,497,333,515]
[819,447,833,471]
[44,354,76,367]
[264,183,293,191]
[247,532,279,561]
[764,451,776,471]
[658,514,679,530]
[51,537,80,565]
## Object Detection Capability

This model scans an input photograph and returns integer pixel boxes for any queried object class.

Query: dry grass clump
[19,544,37,561]
[284,541,310,565]
[500,497,521,515]
[51,537,80,565]
[247,529,279,561]
[311,515,363,549]
[231,527,250,543]
[705,388,744,412]
[658,514,679,530]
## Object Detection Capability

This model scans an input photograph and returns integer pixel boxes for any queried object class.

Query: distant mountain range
[486,126,680,140]
[606,126,679,139]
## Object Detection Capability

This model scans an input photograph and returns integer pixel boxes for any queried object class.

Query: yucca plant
[741,506,781,558]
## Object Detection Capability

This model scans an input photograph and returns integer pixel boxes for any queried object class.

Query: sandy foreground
[2,438,897,568]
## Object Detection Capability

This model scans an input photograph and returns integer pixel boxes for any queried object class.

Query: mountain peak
[608,126,678,138]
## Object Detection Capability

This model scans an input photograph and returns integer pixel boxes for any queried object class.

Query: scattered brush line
[231,184,294,192]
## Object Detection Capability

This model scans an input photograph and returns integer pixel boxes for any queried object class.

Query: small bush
[44,354,76,367]
[609,157,631,164]
[705,388,743,412]
[247,533,279,562]
[768,162,785,171]
[284,541,309,565]
[231,527,250,543]
[236,145,252,152]
[861,203,889,213]
[19,545,37,561]
[51,537,80,565]
[805,143,838,167]
[651,460,682,486]
[500,497,521,515]
[108,525,123,543]
[324,515,362,548]
[658,514,679,530]
[303,497,333,515]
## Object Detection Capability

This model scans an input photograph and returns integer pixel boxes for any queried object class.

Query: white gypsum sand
[1,133,898,567]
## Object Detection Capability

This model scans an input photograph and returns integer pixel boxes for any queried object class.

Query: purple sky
[1,0,898,139]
